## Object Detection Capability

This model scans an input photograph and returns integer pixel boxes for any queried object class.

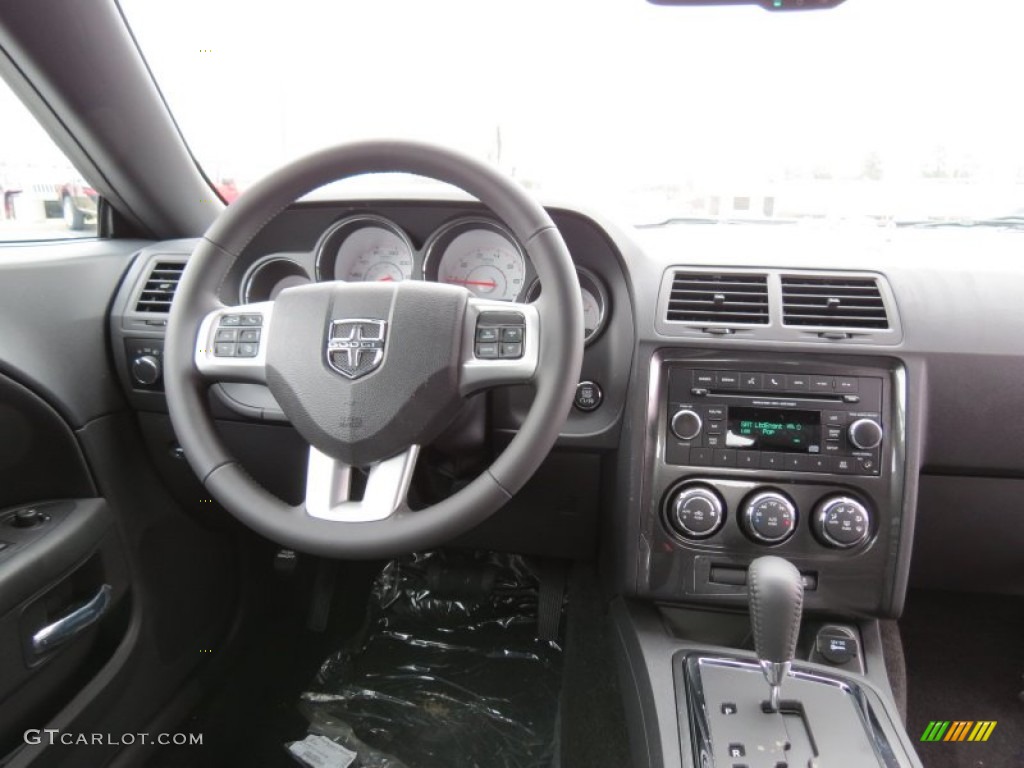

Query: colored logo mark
[920,721,997,742]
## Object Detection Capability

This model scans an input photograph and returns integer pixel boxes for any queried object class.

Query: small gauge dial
[315,216,415,284]
[424,219,529,302]
[526,266,609,344]
[241,256,313,303]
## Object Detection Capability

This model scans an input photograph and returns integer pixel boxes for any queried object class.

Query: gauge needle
[377,276,395,282]
[446,278,496,288]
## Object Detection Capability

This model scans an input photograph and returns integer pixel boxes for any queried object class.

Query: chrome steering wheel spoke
[305,445,420,522]
[194,301,275,383]
[459,297,540,395]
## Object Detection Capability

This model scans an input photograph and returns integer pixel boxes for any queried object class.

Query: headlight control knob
[814,496,871,549]
[131,355,162,387]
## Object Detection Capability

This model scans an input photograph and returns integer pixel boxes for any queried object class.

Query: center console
[638,350,908,616]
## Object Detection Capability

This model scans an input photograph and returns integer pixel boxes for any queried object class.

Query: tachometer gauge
[526,266,609,345]
[423,219,528,302]
[314,215,415,283]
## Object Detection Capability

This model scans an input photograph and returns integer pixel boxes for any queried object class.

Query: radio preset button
[786,454,811,472]
[737,452,759,469]
[808,455,830,472]
[759,453,785,470]
[671,409,703,440]
[713,449,737,467]
[689,447,713,466]
[665,443,690,466]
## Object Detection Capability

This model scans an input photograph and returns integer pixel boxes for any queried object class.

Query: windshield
[120,0,1024,225]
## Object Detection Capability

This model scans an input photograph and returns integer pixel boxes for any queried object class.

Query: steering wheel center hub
[265,280,468,465]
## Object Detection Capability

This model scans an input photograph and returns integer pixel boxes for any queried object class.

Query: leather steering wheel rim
[164,140,583,558]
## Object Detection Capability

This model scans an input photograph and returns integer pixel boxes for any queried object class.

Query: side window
[0,78,99,241]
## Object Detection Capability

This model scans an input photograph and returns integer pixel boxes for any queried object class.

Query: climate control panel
[662,480,874,551]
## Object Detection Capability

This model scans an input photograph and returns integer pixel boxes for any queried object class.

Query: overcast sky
[5,0,1024,215]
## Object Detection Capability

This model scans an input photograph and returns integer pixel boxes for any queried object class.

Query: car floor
[900,589,1024,768]
[149,553,630,768]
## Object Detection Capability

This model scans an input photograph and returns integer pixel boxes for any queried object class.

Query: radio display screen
[726,407,821,453]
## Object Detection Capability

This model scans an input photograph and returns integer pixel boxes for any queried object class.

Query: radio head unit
[665,365,884,476]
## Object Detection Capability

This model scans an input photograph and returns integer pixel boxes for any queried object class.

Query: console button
[823,411,848,426]
[824,441,843,454]
[721,703,738,715]
[785,454,810,472]
[728,744,745,758]
[832,456,859,474]
[705,406,726,420]
[759,453,785,470]
[764,373,787,391]
[740,372,762,390]
[825,426,844,441]
[788,374,810,391]
[689,447,713,466]
[715,372,739,388]
[836,377,859,394]
[737,452,759,469]
[713,449,736,467]
[694,370,716,387]
[574,381,602,412]
[705,435,723,448]
[858,455,880,474]
[811,376,834,392]
[808,455,830,473]
[706,421,724,435]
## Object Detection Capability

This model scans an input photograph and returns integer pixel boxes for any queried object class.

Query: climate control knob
[670,409,703,440]
[847,418,883,450]
[131,355,162,386]
[814,496,871,549]
[666,484,725,539]
[741,490,797,544]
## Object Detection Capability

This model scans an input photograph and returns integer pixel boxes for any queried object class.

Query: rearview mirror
[648,0,845,11]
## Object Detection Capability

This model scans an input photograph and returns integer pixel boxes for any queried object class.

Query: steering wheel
[164,141,584,558]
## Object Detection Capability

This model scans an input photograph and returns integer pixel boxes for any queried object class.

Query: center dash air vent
[135,260,185,313]
[781,275,889,329]
[666,272,769,325]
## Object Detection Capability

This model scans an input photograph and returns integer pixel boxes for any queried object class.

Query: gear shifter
[748,556,804,711]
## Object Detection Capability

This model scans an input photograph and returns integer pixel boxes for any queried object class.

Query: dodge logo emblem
[326,319,387,379]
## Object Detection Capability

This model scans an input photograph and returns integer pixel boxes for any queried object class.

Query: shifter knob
[748,556,804,710]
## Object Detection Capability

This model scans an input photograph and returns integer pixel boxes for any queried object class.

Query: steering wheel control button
[236,342,259,357]
[474,311,525,360]
[215,328,239,342]
[219,314,241,326]
[670,409,703,440]
[475,343,499,359]
[239,314,263,326]
[741,491,797,544]
[667,485,725,539]
[814,496,871,548]
[476,327,500,342]
[239,328,261,343]
[214,343,236,357]
[816,626,860,665]
[574,381,602,412]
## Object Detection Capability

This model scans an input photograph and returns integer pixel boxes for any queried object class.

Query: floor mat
[292,552,563,768]
[901,590,1024,768]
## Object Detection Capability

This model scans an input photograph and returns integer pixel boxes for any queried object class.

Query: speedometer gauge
[315,215,415,284]
[423,218,528,302]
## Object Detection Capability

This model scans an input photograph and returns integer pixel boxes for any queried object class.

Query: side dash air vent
[781,275,889,330]
[135,260,185,313]
[666,272,769,325]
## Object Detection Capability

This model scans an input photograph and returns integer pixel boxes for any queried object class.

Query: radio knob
[670,409,703,440]
[741,490,797,544]
[131,354,162,386]
[814,496,871,549]
[666,484,725,539]
[848,418,883,450]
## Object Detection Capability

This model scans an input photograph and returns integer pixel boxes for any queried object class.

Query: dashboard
[91,197,1024,611]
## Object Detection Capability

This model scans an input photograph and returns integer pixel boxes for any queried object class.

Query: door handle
[31,584,112,655]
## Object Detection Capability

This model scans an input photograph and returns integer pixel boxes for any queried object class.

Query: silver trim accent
[313,214,416,283]
[31,584,112,655]
[759,659,792,711]
[670,408,703,440]
[741,490,798,544]
[848,417,884,450]
[326,318,387,379]
[459,297,540,395]
[668,485,724,539]
[305,445,419,522]
[815,495,872,549]
[240,254,313,303]
[421,216,529,302]
[194,301,275,383]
